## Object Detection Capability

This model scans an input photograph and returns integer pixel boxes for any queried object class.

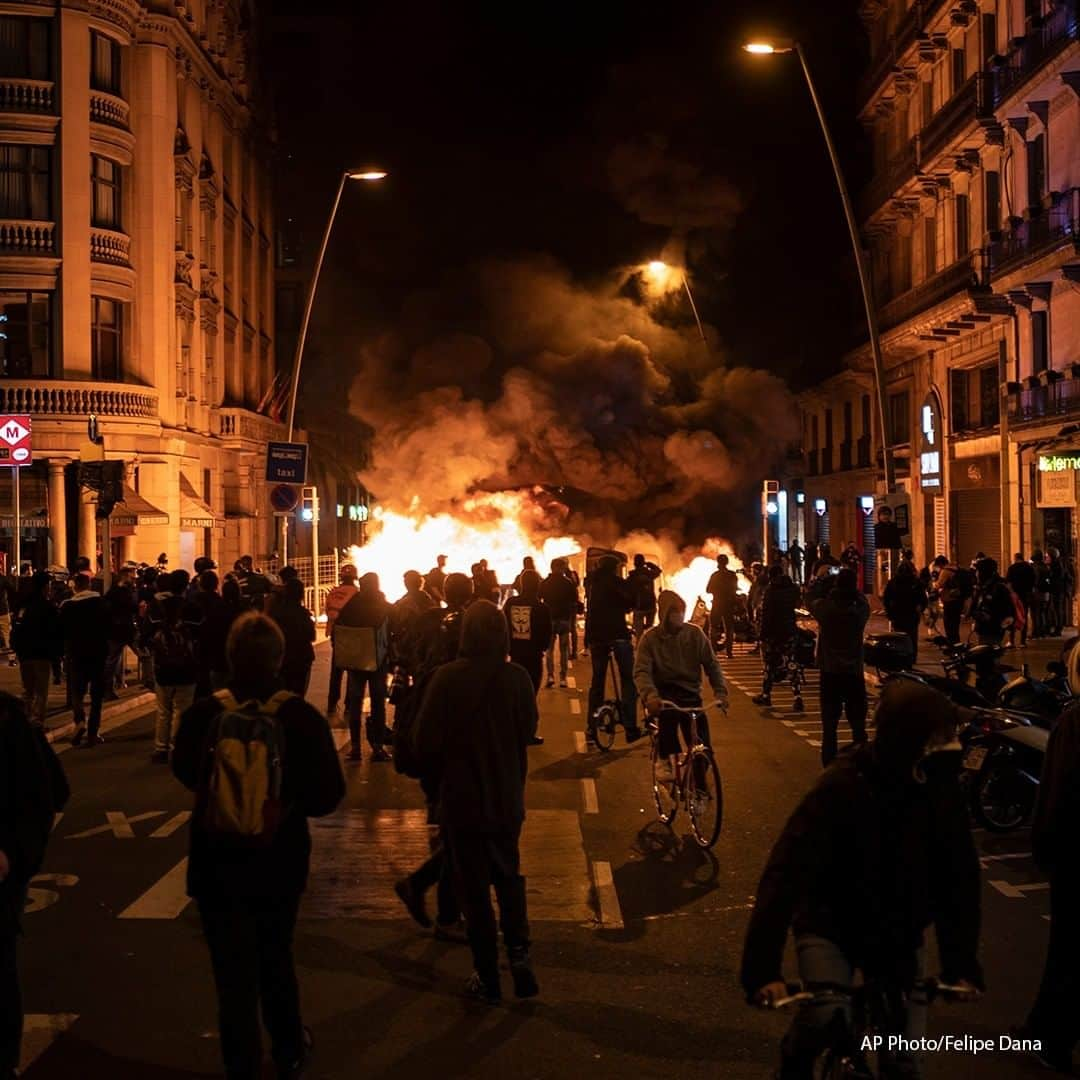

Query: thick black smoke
[349,255,798,542]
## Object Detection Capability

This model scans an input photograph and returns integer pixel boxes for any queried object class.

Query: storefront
[950,455,1001,567]
[1033,450,1078,558]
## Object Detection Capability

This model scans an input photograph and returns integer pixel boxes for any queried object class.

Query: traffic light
[79,459,125,518]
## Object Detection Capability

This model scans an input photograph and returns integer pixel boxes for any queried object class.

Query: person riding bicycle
[751,564,801,707]
[585,555,642,744]
[633,591,728,779]
[741,681,984,1079]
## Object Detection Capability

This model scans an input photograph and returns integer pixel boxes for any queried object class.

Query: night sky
[265,1,868,393]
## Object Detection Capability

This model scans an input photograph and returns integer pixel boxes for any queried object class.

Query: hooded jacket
[883,573,927,629]
[59,589,109,664]
[413,602,538,831]
[539,570,579,622]
[741,684,982,997]
[633,591,728,707]
[504,578,553,663]
[585,558,633,645]
[810,584,869,674]
[760,575,801,641]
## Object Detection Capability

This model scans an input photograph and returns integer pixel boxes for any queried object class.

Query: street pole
[101,511,112,593]
[793,43,894,495]
[683,278,709,354]
[12,465,19,575]
[311,487,321,622]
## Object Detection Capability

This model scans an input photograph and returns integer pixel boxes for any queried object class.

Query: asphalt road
[19,641,1059,1079]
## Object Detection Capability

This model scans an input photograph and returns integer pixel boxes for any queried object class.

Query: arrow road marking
[66,810,168,839]
[988,879,1050,899]
[118,857,192,919]
[148,811,191,838]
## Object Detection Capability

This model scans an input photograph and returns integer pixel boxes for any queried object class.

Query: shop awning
[180,475,218,529]
[111,485,169,527]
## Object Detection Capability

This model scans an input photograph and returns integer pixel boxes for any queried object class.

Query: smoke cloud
[349,254,798,543]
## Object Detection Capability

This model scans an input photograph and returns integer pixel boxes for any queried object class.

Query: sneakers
[394,877,432,929]
[464,971,501,1005]
[752,693,772,706]
[544,678,555,689]
[84,734,105,748]
[558,678,568,688]
[528,734,545,746]
[508,947,540,998]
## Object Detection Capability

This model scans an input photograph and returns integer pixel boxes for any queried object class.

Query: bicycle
[766,978,971,1079]
[588,643,626,752]
[648,699,725,848]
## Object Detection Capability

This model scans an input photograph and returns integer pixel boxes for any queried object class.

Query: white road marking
[118,857,192,919]
[581,778,599,814]
[566,675,577,689]
[149,811,192,838]
[20,1014,79,1072]
[569,698,581,715]
[67,810,167,840]
[988,879,1050,899]
[51,693,155,754]
[331,728,350,751]
[591,860,624,930]
[574,731,587,753]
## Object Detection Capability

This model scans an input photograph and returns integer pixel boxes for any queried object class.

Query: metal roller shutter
[952,489,1000,567]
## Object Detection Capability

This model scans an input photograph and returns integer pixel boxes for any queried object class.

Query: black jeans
[408,828,460,926]
[346,670,387,750]
[711,606,735,656]
[1027,871,1080,1063]
[587,639,639,734]
[327,656,346,711]
[446,827,529,986]
[820,671,867,767]
[942,600,964,645]
[198,895,304,1080]
[69,657,105,738]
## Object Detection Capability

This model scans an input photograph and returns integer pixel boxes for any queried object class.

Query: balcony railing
[920,74,988,166]
[878,254,983,331]
[0,77,54,113]
[988,189,1080,278]
[860,135,919,219]
[857,434,871,468]
[0,219,54,254]
[89,89,129,129]
[218,406,286,446]
[840,441,853,471]
[1008,375,1080,423]
[858,0,947,104]
[90,227,131,266]
[0,380,158,419]
[992,1,1079,106]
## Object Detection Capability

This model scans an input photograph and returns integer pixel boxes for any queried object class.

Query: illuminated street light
[743,39,893,493]
[766,501,779,515]
[347,169,388,181]
[643,260,709,356]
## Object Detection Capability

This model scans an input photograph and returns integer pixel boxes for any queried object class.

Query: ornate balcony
[1008,373,1080,425]
[919,74,988,167]
[992,1,1079,107]
[0,380,158,419]
[0,220,54,254]
[90,227,131,266]
[217,406,286,447]
[89,89,129,129]
[0,77,54,113]
[878,254,983,332]
[988,189,1080,279]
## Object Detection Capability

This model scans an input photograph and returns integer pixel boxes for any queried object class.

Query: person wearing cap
[324,564,358,717]
[742,681,983,1078]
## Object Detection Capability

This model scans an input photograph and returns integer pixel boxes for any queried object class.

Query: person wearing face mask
[633,591,729,779]
[741,681,983,1080]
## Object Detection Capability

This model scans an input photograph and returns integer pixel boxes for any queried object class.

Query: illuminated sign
[795,490,806,505]
[919,391,943,490]
[814,497,827,516]
[1039,452,1080,472]
[347,504,369,522]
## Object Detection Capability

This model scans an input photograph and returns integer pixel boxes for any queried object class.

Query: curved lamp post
[645,260,709,354]
[743,40,893,492]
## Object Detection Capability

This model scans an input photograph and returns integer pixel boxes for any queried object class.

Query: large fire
[346,493,749,612]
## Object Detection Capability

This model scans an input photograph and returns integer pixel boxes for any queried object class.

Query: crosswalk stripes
[20,1014,79,1072]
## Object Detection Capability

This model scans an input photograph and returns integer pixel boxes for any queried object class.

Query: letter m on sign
[0,415,31,464]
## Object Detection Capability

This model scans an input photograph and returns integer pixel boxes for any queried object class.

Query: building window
[897,231,913,294]
[982,13,997,62]
[810,414,819,450]
[90,31,121,95]
[91,155,121,229]
[888,390,911,445]
[956,194,970,258]
[0,291,51,377]
[985,170,1001,233]
[951,48,966,92]
[824,408,834,450]
[924,216,937,276]
[979,365,1000,427]
[843,400,853,443]
[1032,310,1049,374]
[861,393,871,436]
[91,297,122,381]
[0,145,50,219]
[951,363,1000,431]
[922,79,934,125]
[0,16,51,80]
[1027,134,1046,210]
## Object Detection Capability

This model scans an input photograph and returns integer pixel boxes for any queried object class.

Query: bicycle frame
[656,699,722,802]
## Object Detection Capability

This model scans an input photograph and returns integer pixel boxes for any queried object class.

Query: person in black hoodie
[539,557,578,688]
[809,568,870,766]
[742,682,983,1079]
[266,578,316,696]
[585,556,641,743]
[0,693,68,1077]
[59,573,109,748]
[504,570,552,746]
[752,564,802,707]
[102,566,138,697]
[11,573,62,729]
[882,559,928,662]
[413,600,539,1005]
[172,613,344,1080]
[970,558,1014,646]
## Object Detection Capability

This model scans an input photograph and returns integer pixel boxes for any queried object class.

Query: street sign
[269,483,300,514]
[266,441,308,484]
[0,414,31,464]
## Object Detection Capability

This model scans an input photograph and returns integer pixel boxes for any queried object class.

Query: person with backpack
[970,558,1015,647]
[389,570,436,678]
[59,573,109,748]
[882,559,928,662]
[266,578,317,697]
[413,600,540,1004]
[172,612,344,1080]
[145,593,199,763]
[1,692,69,1078]
[935,556,973,646]
[334,572,392,762]
[102,566,138,698]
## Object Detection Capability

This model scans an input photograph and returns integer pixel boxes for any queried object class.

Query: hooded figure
[585,556,641,743]
[634,590,728,762]
[413,600,540,1004]
[504,569,553,705]
[742,681,983,1078]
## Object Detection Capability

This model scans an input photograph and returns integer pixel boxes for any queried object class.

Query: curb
[45,690,156,744]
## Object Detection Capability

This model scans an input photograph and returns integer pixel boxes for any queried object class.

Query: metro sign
[0,415,31,465]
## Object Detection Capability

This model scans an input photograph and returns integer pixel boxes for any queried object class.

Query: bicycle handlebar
[765,978,974,1011]
[657,699,728,713]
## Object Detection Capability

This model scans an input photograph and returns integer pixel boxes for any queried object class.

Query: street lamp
[743,39,894,493]
[644,260,709,355]
[284,167,387,442]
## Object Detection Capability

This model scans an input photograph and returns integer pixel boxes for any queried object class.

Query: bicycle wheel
[650,732,678,824]
[592,703,617,751]
[688,749,723,849]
